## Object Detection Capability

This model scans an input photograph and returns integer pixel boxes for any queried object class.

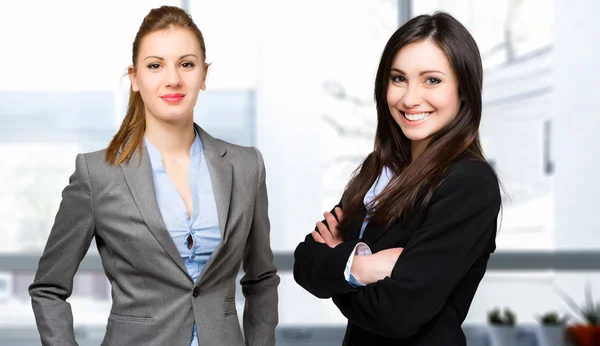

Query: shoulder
[80,148,108,164]
[437,155,500,201]
[214,138,263,168]
[78,148,119,172]
[198,126,260,166]
[59,149,111,189]
[446,155,497,182]
[74,148,128,186]
[213,136,258,159]
[204,135,265,182]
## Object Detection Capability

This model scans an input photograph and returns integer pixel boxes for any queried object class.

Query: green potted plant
[487,307,517,346]
[536,311,569,346]
[557,283,600,346]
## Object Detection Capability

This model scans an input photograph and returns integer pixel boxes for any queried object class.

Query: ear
[200,62,210,91]
[128,65,139,92]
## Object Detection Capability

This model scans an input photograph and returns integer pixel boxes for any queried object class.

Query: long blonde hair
[105,5,207,165]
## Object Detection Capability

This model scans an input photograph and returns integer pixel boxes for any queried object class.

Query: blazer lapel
[194,125,233,286]
[120,146,191,280]
[363,222,387,248]
[196,125,232,241]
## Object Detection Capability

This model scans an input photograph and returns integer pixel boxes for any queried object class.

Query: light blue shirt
[345,166,394,287]
[145,132,221,346]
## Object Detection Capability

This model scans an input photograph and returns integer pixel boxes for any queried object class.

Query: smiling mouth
[402,111,432,121]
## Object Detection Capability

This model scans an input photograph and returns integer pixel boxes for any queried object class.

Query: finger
[323,212,338,235]
[316,221,333,243]
[312,230,326,243]
[334,207,344,222]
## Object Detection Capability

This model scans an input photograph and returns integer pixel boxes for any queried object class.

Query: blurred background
[0,0,598,345]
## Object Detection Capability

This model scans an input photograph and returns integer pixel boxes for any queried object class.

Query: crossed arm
[293,160,501,338]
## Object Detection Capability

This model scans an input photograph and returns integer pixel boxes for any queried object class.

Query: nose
[402,84,423,109]
[164,65,182,88]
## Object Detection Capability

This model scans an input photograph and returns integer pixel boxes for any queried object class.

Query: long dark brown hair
[105,6,207,165]
[339,12,495,232]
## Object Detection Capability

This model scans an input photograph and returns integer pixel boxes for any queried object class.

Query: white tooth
[404,112,430,121]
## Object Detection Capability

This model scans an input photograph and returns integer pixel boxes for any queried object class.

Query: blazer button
[193,286,200,297]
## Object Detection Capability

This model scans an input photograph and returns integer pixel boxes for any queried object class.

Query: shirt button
[193,286,200,297]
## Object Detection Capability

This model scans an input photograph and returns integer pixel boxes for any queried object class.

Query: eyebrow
[391,68,446,76]
[143,54,199,61]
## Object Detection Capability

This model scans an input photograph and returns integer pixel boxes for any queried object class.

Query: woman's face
[129,27,208,124]
[386,39,461,152]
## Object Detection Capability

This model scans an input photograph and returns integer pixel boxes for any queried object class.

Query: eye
[391,75,406,83]
[425,77,441,85]
[181,62,196,68]
[147,63,161,69]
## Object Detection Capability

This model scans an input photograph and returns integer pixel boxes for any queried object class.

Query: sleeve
[240,147,281,346]
[28,154,96,346]
[344,243,372,287]
[293,196,367,298]
[331,160,501,339]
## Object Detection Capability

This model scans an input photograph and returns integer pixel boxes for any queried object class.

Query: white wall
[553,0,600,251]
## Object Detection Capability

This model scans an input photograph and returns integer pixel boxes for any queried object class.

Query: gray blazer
[29,125,280,346]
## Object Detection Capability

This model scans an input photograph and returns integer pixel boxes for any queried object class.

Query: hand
[351,247,404,284]
[312,207,344,248]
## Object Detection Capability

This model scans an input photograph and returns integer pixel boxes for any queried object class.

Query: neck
[411,139,430,161]
[145,115,196,157]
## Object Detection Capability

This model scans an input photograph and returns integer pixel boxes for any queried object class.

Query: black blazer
[293,155,501,346]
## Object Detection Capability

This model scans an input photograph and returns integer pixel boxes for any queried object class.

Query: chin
[155,110,192,122]
[400,128,431,142]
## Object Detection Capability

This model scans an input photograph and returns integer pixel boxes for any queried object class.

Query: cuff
[344,242,372,287]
